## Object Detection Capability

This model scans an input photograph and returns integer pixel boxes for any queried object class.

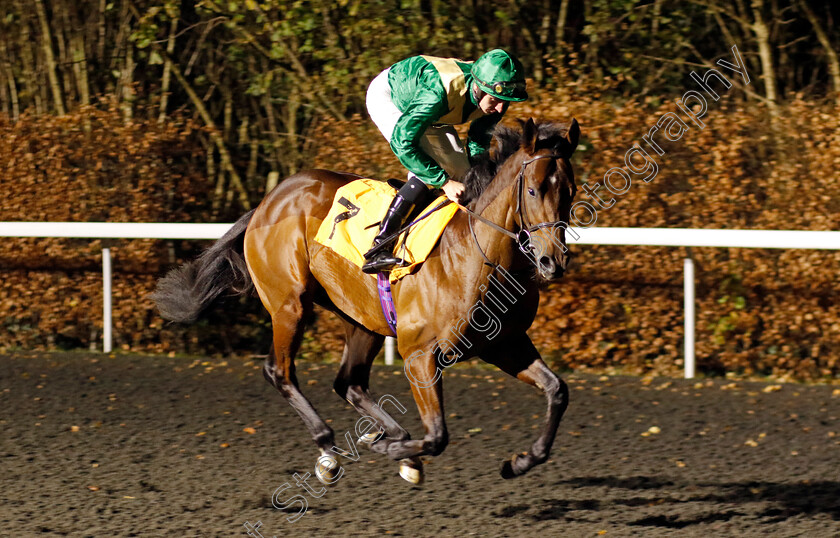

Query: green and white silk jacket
[387,55,508,187]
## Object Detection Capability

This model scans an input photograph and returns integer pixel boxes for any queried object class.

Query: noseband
[458,152,564,269]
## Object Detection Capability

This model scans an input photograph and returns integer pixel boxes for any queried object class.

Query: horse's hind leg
[262,288,340,483]
[332,324,423,483]
[333,324,411,442]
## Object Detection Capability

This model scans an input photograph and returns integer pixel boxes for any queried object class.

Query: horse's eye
[528,188,536,197]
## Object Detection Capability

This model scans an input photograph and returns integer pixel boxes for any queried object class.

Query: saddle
[313,178,458,282]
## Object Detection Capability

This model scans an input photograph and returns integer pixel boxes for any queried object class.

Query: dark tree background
[0,0,837,212]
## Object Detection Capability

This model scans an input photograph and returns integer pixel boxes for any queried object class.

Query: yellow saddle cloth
[314,178,458,282]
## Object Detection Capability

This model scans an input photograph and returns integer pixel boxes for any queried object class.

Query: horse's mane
[461,121,572,205]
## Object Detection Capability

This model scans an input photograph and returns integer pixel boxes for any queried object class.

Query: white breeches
[366,68,471,181]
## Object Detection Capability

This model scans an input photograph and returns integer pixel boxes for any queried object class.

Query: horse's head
[511,118,580,281]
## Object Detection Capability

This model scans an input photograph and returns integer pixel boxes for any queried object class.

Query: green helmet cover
[471,49,528,102]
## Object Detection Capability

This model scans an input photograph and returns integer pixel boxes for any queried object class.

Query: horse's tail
[153,209,256,324]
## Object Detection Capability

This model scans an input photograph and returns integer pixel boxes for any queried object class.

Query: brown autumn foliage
[1,87,839,381]
[0,103,212,351]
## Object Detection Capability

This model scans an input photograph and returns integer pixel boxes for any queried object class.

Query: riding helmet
[471,49,528,102]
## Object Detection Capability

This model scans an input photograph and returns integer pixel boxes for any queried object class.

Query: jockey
[362,49,528,274]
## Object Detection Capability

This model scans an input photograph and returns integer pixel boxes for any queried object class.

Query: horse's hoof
[315,451,343,486]
[500,453,526,480]
[398,457,424,485]
[359,430,384,445]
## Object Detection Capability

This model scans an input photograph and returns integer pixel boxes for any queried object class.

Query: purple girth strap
[376,273,397,336]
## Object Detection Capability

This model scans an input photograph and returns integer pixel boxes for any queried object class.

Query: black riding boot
[362,194,414,274]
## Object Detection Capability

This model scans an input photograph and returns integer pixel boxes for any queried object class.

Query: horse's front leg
[482,333,569,479]
[367,347,448,484]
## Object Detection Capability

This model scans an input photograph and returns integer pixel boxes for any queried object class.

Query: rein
[368,152,564,270]
[454,153,562,269]
[372,153,561,335]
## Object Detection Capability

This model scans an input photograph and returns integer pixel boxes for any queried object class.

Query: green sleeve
[466,103,508,162]
[389,85,450,188]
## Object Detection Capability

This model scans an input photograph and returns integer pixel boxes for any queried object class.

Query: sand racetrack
[1,351,838,537]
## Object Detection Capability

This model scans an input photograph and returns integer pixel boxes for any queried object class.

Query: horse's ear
[564,118,580,155]
[519,117,537,154]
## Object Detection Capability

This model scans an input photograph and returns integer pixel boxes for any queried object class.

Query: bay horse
[154,118,580,485]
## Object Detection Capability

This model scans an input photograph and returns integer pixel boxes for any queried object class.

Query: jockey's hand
[442,180,465,203]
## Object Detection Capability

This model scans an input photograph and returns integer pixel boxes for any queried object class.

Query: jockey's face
[478,93,505,115]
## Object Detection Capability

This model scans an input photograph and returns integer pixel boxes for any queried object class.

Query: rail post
[385,336,395,365]
[683,256,695,379]
[103,248,112,353]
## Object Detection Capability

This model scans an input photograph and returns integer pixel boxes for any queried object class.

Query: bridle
[456,152,565,270]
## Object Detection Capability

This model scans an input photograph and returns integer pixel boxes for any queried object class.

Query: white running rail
[3,222,840,377]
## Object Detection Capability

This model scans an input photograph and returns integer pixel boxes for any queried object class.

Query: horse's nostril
[539,256,555,272]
